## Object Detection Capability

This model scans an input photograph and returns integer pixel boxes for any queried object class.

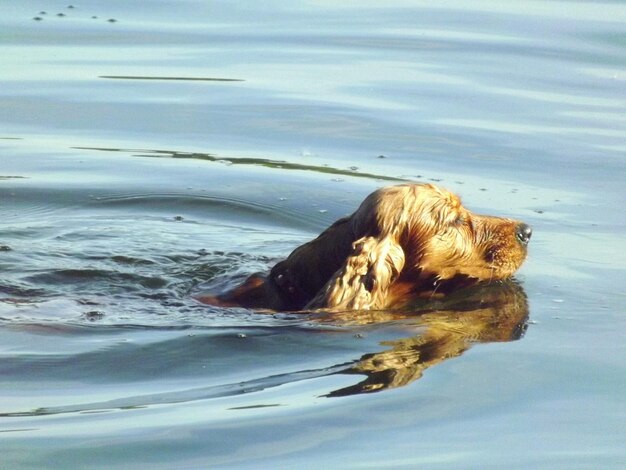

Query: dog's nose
[516,223,532,245]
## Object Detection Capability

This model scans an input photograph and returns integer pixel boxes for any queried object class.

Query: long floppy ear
[306,236,405,311]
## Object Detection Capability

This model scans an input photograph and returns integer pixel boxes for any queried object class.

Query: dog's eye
[452,215,465,226]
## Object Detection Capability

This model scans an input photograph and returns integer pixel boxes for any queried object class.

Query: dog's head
[400,184,530,283]
[353,183,530,285]
[299,183,531,311]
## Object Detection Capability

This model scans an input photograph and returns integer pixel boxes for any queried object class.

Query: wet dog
[197,183,531,311]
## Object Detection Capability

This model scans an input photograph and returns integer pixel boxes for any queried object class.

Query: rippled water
[1,1,625,468]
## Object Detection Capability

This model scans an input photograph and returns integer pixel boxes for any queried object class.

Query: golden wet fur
[197,183,531,311]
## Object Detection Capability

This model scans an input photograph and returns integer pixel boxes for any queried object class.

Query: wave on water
[73,145,406,183]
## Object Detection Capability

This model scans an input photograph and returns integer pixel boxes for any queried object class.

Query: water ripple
[0,362,352,418]
[74,146,406,183]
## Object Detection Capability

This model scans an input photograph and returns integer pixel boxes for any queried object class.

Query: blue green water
[1,1,625,468]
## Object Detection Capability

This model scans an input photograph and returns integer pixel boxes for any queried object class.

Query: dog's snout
[515,223,532,245]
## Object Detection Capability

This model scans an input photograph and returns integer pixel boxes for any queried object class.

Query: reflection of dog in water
[197,183,531,311]
[325,280,529,396]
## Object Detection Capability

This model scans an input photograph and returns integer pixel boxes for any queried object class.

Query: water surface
[1,1,625,468]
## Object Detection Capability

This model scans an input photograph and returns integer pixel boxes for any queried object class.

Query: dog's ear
[306,236,405,310]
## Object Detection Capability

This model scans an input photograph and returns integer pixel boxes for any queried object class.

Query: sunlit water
[1,1,625,468]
